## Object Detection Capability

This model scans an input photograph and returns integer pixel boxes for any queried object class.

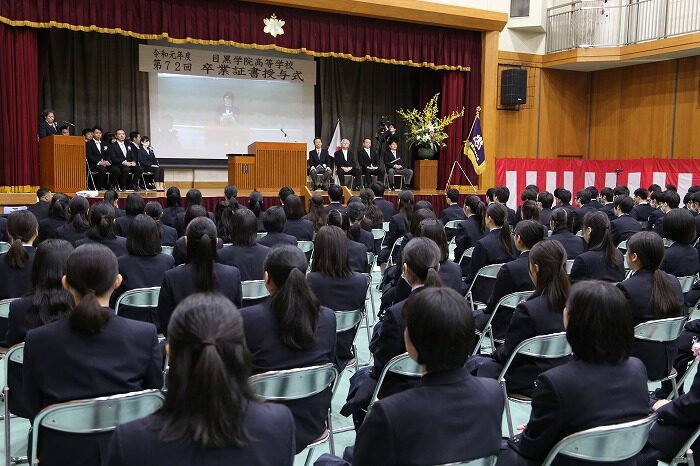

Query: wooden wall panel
[672,56,700,159]
[495,65,540,158]
[539,70,590,158]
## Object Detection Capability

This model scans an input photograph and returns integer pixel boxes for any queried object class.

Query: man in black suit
[494,186,516,227]
[586,185,603,209]
[108,129,143,190]
[439,189,467,235]
[554,188,577,232]
[610,195,642,245]
[27,187,52,221]
[308,137,333,190]
[598,187,615,221]
[325,184,347,217]
[334,139,361,189]
[384,140,413,190]
[631,187,654,223]
[574,189,597,228]
[86,126,117,190]
[257,207,297,248]
[371,182,395,221]
[357,137,384,188]
[537,191,554,227]
[37,109,58,138]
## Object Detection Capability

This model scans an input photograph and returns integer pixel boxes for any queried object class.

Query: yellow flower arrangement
[396,93,464,155]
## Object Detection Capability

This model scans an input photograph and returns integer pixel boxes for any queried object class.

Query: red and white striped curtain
[496,158,700,210]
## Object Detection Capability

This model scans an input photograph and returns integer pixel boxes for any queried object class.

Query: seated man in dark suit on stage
[358,137,384,188]
[334,138,361,189]
[86,126,118,191]
[108,129,143,191]
[384,140,413,190]
[308,137,333,190]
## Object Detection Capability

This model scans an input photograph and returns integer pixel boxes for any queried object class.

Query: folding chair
[256,232,268,241]
[241,280,270,301]
[640,220,648,229]
[0,242,10,254]
[0,298,17,336]
[677,275,696,294]
[498,332,572,437]
[565,259,574,275]
[387,235,405,267]
[540,415,657,466]
[664,238,674,248]
[29,389,165,465]
[3,343,26,466]
[465,263,504,313]
[368,352,422,411]
[671,358,699,400]
[335,309,366,373]
[248,363,338,466]
[437,458,497,466]
[161,245,174,256]
[364,252,378,321]
[382,221,390,233]
[458,247,475,277]
[659,422,700,465]
[372,228,386,250]
[617,240,628,252]
[472,291,532,356]
[634,316,688,399]
[444,220,461,260]
[297,240,314,267]
[114,287,161,318]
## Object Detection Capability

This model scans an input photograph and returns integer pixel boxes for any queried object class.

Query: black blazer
[348,239,369,274]
[108,141,137,165]
[85,139,107,166]
[136,147,158,166]
[106,401,295,466]
[539,207,552,227]
[38,121,58,138]
[661,242,700,277]
[354,228,376,255]
[348,368,504,466]
[375,197,395,221]
[217,244,270,281]
[507,206,517,227]
[114,215,134,237]
[491,294,567,396]
[383,212,409,259]
[28,201,51,222]
[611,214,642,245]
[258,232,297,248]
[23,315,163,466]
[599,202,616,221]
[76,236,128,258]
[617,269,684,379]
[546,229,586,260]
[648,209,665,234]
[160,206,183,228]
[383,150,406,168]
[508,358,650,466]
[158,223,178,246]
[174,211,216,237]
[55,223,87,246]
[485,251,535,339]
[454,216,486,274]
[240,302,336,453]
[38,216,66,243]
[0,246,36,300]
[324,202,347,217]
[464,228,515,291]
[575,204,597,228]
[115,253,174,328]
[357,148,381,169]
[631,202,655,222]
[439,204,467,226]
[334,150,357,169]
[569,249,626,283]
[283,218,315,241]
[172,236,224,266]
[308,148,332,169]
[157,263,242,334]
[0,216,6,242]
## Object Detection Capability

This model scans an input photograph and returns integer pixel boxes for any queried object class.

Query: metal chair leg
[327,408,335,456]
[303,446,316,466]
[503,382,515,438]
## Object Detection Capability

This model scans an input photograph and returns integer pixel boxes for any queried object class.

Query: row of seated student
[2,234,697,465]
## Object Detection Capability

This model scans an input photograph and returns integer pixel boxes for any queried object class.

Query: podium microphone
[62,120,76,127]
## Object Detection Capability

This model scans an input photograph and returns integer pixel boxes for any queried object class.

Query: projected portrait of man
[218,92,240,125]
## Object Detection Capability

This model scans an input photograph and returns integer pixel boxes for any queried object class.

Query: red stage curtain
[0,23,39,191]
[0,1,479,71]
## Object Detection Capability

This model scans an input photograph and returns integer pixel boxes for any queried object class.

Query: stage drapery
[0,0,479,71]
[41,29,150,138]
[0,23,39,192]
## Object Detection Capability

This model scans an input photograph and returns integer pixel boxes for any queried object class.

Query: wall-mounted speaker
[501,68,528,106]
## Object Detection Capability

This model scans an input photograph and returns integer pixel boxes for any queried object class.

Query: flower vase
[417,146,436,159]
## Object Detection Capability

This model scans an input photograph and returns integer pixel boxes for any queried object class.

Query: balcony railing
[546,0,700,53]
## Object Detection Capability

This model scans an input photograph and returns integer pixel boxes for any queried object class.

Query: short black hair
[446,189,459,203]
[263,206,286,233]
[103,189,119,204]
[124,193,145,217]
[648,184,662,193]
[663,208,696,245]
[129,130,140,141]
[282,194,305,220]
[127,214,162,256]
[36,187,50,199]
[525,184,539,193]
[144,201,163,221]
[58,125,68,133]
[81,128,92,137]
[566,281,634,365]
[370,182,385,197]
[576,190,591,205]
[92,126,103,133]
[661,190,681,209]
[614,185,630,197]
[494,186,510,203]
[553,188,571,204]
[613,195,634,214]
[486,187,496,202]
[634,188,648,200]
[585,186,599,199]
[537,191,554,209]
[328,184,342,202]
[520,189,537,202]
[185,189,203,207]
[229,208,257,246]
[279,186,295,203]
[600,187,614,202]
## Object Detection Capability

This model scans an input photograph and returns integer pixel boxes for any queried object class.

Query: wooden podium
[39,135,86,193]
[228,142,307,192]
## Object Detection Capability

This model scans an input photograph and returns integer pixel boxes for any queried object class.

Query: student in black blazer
[334,139,361,188]
[307,226,368,365]
[108,129,143,190]
[357,137,384,187]
[240,246,335,454]
[371,182,395,221]
[553,188,578,232]
[55,196,90,246]
[0,210,38,300]
[106,293,296,466]
[494,187,517,227]
[257,206,297,248]
[617,231,684,380]
[502,284,650,466]
[480,220,541,339]
[573,189,598,232]
[172,206,225,266]
[454,195,487,274]
[631,189,654,222]
[103,189,126,218]
[37,193,69,243]
[660,208,700,277]
[347,202,376,255]
[23,244,163,466]
[570,211,626,283]
[317,287,504,466]
[470,240,569,396]
[537,191,554,228]
[378,190,413,266]
[610,195,642,245]
[305,194,328,234]
[342,238,442,427]
[158,217,242,334]
[546,207,586,260]
[136,136,163,190]
[174,189,216,236]
[115,193,145,237]
[464,203,516,303]
[327,210,369,274]
[143,202,178,246]
[282,194,315,241]
[161,187,184,228]
[28,188,52,222]
[217,208,270,281]
[115,215,174,329]
[76,203,128,257]
[324,184,348,217]
[439,188,467,228]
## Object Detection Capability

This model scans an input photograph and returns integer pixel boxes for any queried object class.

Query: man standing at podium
[37,109,58,139]
[308,137,332,190]
[334,139,360,189]
[108,129,143,190]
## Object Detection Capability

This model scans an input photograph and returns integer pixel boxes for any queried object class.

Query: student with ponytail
[158,217,242,334]
[545,207,586,259]
[454,195,487,274]
[23,243,163,466]
[570,211,625,283]
[241,245,336,453]
[172,205,225,266]
[56,195,90,246]
[342,237,443,428]
[617,231,684,380]
[37,193,69,242]
[0,210,39,300]
[76,202,127,257]
[106,293,295,466]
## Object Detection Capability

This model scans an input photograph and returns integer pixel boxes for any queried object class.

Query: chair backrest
[639,220,648,229]
[114,287,161,316]
[30,390,165,464]
[0,242,10,254]
[369,353,422,407]
[617,240,628,251]
[576,230,583,237]
[633,316,687,342]
[436,457,497,466]
[297,240,314,254]
[466,263,504,294]
[565,259,574,274]
[497,332,571,383]
[335,309,364,333]
[458,247,475,267]
[493,291,532,315]
[677,275,696,293]
[382,221,390,232]
[256,232,267,241]
[3,343,25,391]
[248,363,337,401]
[241,280,270,301]
[366,252,376,273]
[160,245,174,256]
[540,415,656,466]
[371,228,385,241]
[0,297,17,319]
[663,238,673,248]
[387,235,405,266]
[443,220,461,231]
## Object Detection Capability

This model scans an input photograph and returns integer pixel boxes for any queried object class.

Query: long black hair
[165,187,181,208]
[86,203,117,240]
[306,194,327,233]
[67,196,90,233]
[550,207,571,233]
[265,245,320,349]
[528,240,570,312]
[127,214,162,256]
[247,190,265,218]
[463,195,486,233]
[359,188,383,227]
[397,190,415,227]
[416,219,449,262]
[158,293,254,448]
[5,210,38,268]
[30,239,74,326]
[347,202,371,244]
[402,237,442,287]
[582,211,623,270]
[185,217,219,293]
[486,203,513,257]
[65,244,118,335]
[515,219,544,250]
[311,226,352,277]
[48,193,70,220]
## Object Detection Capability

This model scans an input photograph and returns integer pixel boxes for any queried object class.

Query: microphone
[62,120,76,127]
[280,128,288,138]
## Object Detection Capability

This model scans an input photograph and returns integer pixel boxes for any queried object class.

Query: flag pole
[445,106,480,192]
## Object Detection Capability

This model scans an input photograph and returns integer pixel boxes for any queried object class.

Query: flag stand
[445,161,478,192]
